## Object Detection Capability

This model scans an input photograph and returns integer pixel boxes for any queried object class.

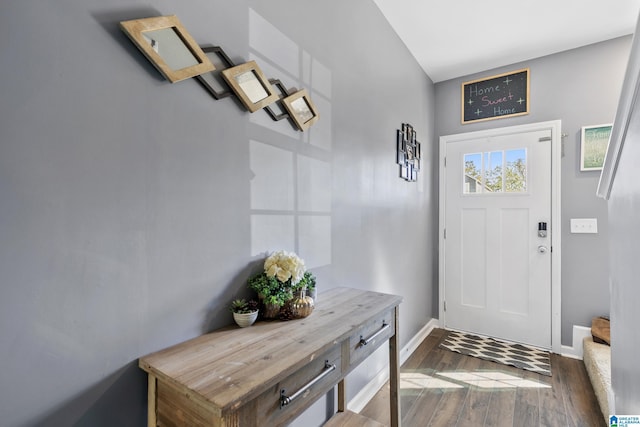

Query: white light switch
[570,218,598,234]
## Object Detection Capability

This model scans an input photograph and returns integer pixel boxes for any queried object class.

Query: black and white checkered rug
[439,330,551,376]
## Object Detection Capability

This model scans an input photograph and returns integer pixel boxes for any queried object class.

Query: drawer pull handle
[359,322,389,346]
[280,360,336,408]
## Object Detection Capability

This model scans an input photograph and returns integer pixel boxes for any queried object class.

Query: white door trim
[438,120,562,354]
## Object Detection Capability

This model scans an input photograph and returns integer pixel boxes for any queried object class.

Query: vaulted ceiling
[373,0,640,82]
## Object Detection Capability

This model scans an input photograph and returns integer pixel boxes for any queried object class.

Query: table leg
[338,379,347,413]
[148,374,157,427]
[389,308,401,427]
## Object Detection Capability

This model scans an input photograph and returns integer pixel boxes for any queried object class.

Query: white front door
[440,122,560,349]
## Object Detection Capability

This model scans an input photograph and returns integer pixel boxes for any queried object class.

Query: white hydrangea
[264,250,306,285]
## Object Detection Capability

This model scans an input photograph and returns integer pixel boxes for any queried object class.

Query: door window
[463,148,527,194]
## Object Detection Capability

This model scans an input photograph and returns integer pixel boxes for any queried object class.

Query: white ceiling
[373,0,640,83]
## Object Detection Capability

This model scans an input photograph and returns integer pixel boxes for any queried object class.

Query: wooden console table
[139,287,402,426]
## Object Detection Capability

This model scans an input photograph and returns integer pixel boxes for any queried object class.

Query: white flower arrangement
[264,250,306,285]
[248,250,316,313]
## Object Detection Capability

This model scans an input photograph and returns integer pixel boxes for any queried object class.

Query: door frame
[438,120,562,353]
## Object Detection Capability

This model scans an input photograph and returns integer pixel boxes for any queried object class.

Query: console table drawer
[255,344,343,426]
[349,308,396,367]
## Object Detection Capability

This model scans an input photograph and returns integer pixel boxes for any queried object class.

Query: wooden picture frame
[221,61,279,112]
[120,15,215,83]
[581,124,612,171]
[281,89,320,131]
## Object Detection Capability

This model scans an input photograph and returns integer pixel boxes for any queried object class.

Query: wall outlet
[570,218,598,234]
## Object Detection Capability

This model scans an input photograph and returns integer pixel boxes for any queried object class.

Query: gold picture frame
[120,15,215,83]
[281,89,319,131]
[221,61,279,112]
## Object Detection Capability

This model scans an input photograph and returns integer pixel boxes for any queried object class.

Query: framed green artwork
[580,124,612,171]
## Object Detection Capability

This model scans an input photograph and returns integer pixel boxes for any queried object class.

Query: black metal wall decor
[396,123,421,182]
[195,46,235,99]
[120,15,319,132]
[264,79,291,121]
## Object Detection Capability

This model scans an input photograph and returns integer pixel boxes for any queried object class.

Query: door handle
[280,360,336,408]
[538,245,548,254]
[359,322,390,346]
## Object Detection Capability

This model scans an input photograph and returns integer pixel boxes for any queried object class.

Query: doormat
[439,330,551,376]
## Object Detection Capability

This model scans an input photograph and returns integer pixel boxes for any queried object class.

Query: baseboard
[399,318,439,366]
[560,325,592,359]
[347,318,438,413]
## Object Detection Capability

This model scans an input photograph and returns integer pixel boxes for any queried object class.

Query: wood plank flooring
[360,328,605,427]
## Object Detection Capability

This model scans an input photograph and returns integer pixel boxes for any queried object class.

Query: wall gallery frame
[120,15,215,83]
[396,123,421,182]
[120,14,320,132]
[581,124,612,171]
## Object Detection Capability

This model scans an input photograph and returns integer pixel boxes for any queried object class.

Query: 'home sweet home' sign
[462,68,529,124]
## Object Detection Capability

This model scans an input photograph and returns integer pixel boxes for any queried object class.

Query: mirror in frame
[120,15,214,83]
[282,89,320,131]
[221,61,279,112]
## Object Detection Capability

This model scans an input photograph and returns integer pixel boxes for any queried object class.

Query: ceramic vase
[233,310,259,327]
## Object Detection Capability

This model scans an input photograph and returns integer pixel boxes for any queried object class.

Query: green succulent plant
[229,298,259,314]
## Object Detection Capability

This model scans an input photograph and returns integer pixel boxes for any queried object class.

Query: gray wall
[434,37,631,346]
[0,1,436,426]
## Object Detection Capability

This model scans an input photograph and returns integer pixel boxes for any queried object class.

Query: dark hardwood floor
[360,328,605,427]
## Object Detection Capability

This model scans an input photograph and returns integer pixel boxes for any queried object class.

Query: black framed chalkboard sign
[461,68,529,124]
